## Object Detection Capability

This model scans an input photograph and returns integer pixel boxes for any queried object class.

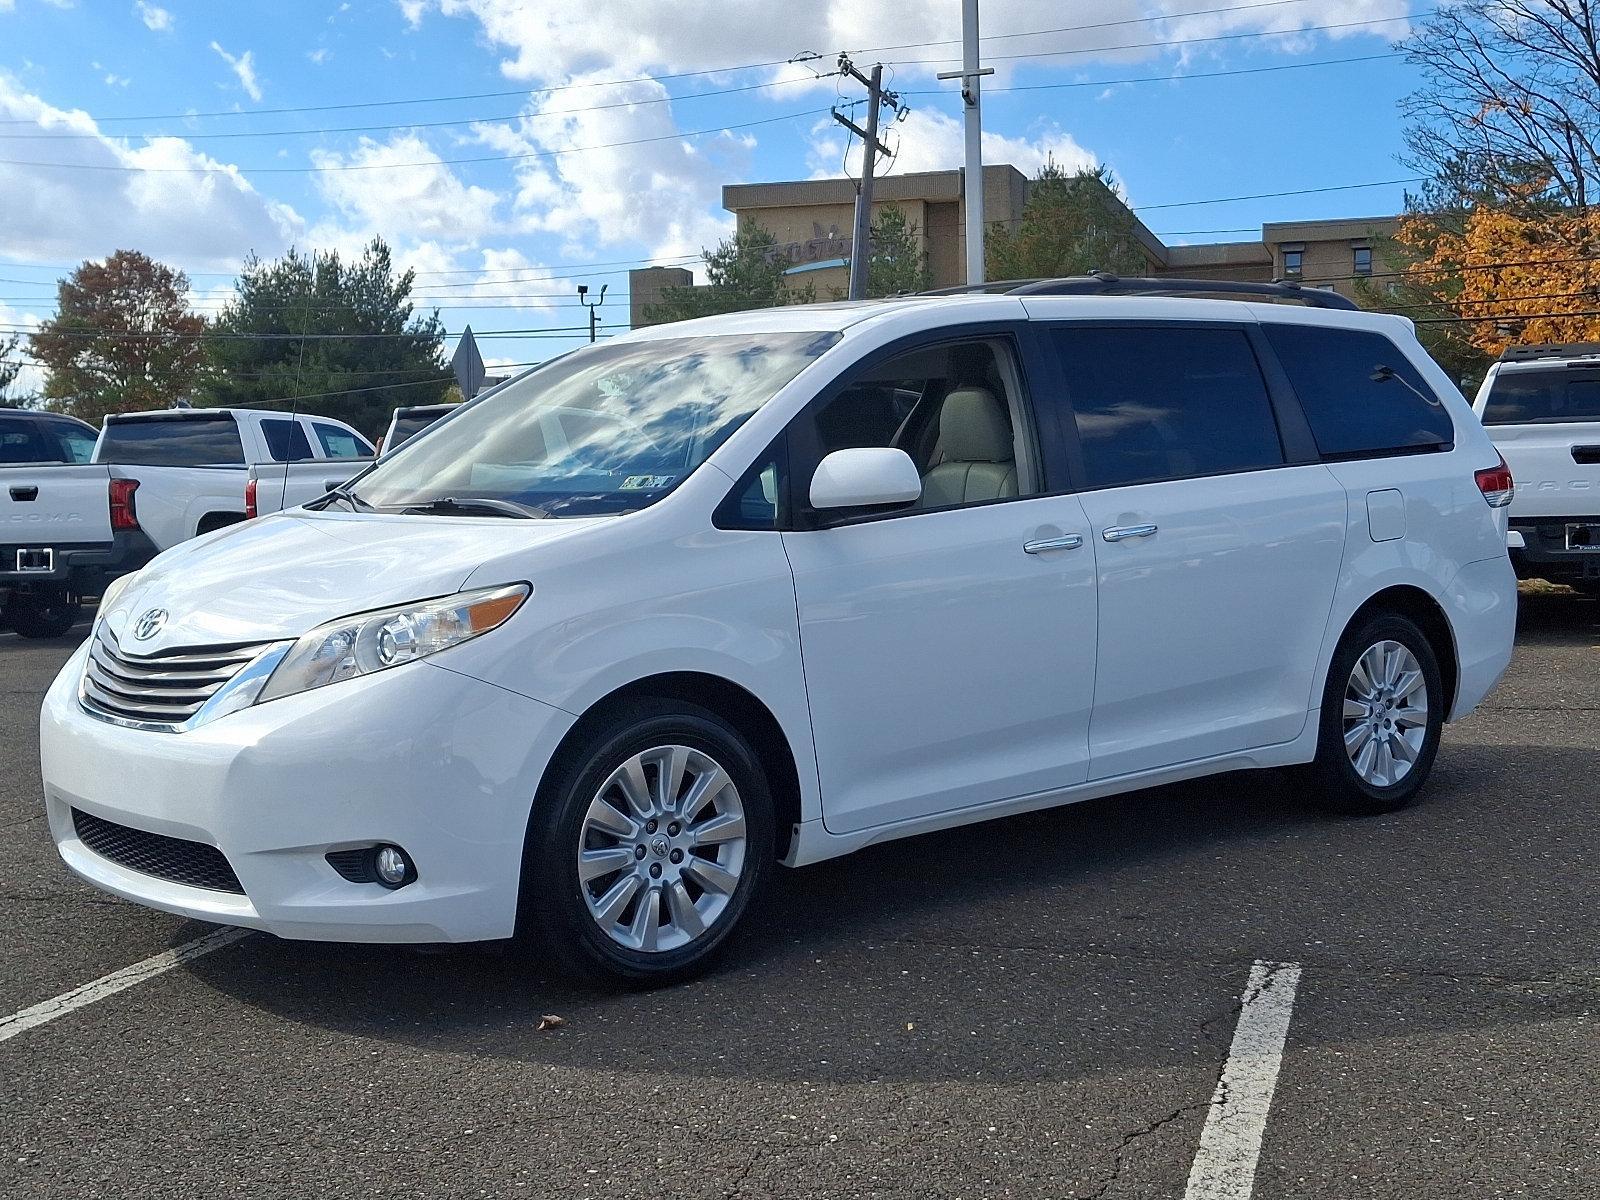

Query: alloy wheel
[577,744,748,953]
[1342,639,1430,788]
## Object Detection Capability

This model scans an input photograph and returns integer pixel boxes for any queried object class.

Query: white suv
[40,279,1518,984]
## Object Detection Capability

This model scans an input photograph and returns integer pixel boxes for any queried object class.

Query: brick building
[629,164,1398,327]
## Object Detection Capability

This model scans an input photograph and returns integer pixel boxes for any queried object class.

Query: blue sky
[0,0,1424,390]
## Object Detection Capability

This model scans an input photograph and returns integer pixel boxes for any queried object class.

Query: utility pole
[834,56,899,301]
[937,0,993,285]
[577,283,607,342]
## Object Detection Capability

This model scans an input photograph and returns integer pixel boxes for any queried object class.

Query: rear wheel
[520,699,773,986]
[1307,613,1444,814]
[5,587,81,639]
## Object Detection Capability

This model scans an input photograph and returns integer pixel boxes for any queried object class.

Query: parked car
[1,408,156,637]
[40,279,1517,985]
[1473,342,1600,594]
[93,408,373,551]
[378,402,458,454]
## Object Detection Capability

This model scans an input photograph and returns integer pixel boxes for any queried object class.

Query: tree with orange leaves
[1393,198,1600,360]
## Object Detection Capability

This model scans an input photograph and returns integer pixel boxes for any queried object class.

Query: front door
[781,334,1099,835]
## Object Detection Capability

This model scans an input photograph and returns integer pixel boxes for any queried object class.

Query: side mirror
[809,447,922,510]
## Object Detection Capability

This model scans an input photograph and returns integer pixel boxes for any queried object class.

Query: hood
[108,509,602,652]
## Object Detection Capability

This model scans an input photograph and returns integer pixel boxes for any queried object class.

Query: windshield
[348,331,840,517]
[1483,369,1600,425]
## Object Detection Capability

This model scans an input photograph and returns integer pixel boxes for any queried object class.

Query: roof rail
[1498,342,1600,362]
[918,272,1359,310]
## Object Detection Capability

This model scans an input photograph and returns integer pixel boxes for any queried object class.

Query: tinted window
[312,422,367,458]
[48,421,98,463]
[96,415,245,466]
[1053,326,1283,489]
[388,407,455,451]
[1264,324,1454,457]
[0,416,50,464]
[261,418,314,462]
[1482,369,1600,425]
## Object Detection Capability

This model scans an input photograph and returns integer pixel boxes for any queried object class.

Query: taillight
[245,477,258,520]
[1475,454,1514,508]
[109,478,139,531]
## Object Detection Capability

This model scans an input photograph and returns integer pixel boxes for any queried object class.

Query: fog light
[373,845,413,888]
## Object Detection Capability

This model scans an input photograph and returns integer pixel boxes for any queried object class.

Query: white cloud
[467,72,747,263]
[0,77,302,271]
[309,134,501,244]
[134,2,171,31]
[809,109,1098,179]
[307,47,331,65]
[209,41,262,103]
[103,73,131,87]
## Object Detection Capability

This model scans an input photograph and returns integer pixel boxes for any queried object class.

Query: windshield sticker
[620,475,675,490]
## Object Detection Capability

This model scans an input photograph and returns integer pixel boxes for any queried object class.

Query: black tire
[5,588,82,639]
[1307,612,1445,815]
[519,698,774,986]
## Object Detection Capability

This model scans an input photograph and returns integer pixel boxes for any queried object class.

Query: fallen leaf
[537,1014,566,1031]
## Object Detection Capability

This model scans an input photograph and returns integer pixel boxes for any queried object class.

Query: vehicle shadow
[181,733,1600,1084]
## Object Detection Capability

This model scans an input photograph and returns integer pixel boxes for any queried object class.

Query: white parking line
[1184,959,1303,1200]
[0,927,249,1045]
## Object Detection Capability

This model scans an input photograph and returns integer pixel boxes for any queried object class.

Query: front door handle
[1023,534,1084,554]
[1102,523,1158,543]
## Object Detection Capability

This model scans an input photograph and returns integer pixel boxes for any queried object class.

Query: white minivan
[40,279,1518,984]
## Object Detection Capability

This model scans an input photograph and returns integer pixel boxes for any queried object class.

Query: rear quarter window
[96,415,246,466]
[0,415,51,464]
[1264,324,1454,458]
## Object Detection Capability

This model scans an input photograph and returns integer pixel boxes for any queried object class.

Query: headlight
[257,583,529,705]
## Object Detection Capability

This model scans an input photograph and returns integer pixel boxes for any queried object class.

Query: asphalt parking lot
[2,594,1598,1199]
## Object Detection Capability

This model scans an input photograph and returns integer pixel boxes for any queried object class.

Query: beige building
[630,164,1398,327]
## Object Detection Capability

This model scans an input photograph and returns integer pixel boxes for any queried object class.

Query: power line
[0,253,702,284]
[1,324,628,341]
[1131,177,1422,212]
[884,13,1430,68]
[907,51,1404,102]
[0,75,825,143]
[0,107,833,174]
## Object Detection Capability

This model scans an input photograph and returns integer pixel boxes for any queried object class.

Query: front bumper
[40,642,575,942]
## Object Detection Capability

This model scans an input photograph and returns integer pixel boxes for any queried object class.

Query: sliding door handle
[1102,523,1158,543]
[1022,534,1084,554]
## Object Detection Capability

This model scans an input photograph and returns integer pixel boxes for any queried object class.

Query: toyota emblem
[132,608,167,641]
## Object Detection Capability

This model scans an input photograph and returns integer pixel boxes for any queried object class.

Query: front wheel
[1306,613,1444,814]
[5,588,82,639]
[520,699,774,986]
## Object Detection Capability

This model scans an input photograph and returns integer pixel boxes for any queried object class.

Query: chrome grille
[81,622,272,729]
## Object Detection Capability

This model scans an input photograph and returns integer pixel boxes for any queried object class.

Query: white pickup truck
[1473,342,1600,595]
[2,408,157,637]
[93,407,373,551]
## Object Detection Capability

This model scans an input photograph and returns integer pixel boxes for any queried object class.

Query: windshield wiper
[401,496,548,519]
[322,484,373,512]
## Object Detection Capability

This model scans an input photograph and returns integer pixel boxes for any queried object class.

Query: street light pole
[938,0,993,286]
[577,283,607,342]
